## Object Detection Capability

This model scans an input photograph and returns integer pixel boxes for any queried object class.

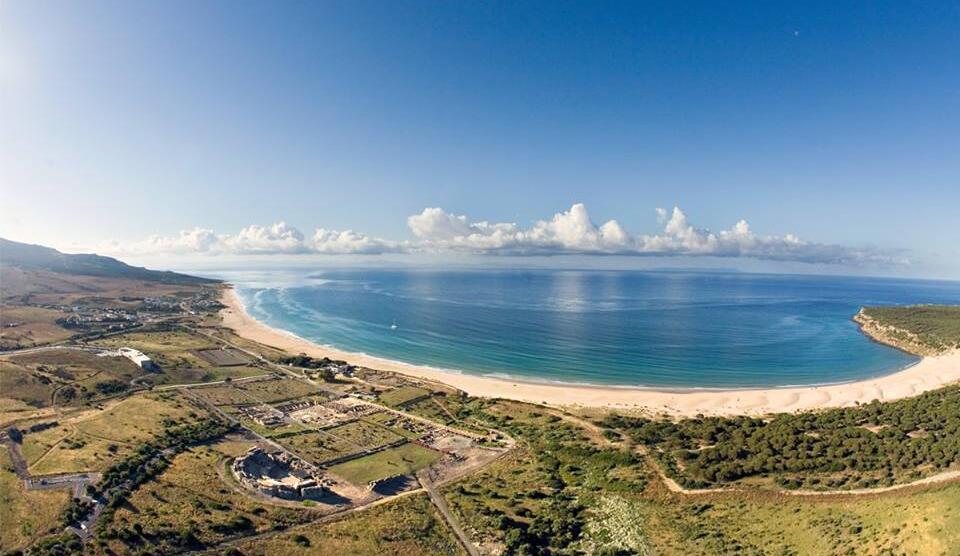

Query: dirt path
[631,440,960,497]
[543,407,620,449]
[418,472,480,556]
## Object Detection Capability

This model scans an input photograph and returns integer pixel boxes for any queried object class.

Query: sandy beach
[220,287,960,417]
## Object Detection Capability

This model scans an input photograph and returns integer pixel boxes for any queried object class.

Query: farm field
[329,443,442,485]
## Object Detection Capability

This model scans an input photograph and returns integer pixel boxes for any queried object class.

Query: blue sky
[1,1,958,278]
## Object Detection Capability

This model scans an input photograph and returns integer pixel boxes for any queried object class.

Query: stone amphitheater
[232,447,331,500]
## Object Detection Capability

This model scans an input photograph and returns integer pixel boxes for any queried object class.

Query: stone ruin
[232,447,331,500]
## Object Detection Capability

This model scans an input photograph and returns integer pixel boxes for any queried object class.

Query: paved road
[0,345,106,357]
[25,472,101,491]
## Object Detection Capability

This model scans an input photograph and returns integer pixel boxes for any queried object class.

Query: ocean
[206,268,960,389]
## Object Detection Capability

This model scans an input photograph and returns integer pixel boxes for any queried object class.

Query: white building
[118,347,159,371]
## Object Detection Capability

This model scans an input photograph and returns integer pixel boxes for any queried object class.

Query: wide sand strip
[220,287,960,417]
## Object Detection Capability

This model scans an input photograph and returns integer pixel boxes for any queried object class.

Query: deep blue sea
[207,269,960,388]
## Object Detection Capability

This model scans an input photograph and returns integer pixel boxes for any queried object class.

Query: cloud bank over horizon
[98,204,905,267]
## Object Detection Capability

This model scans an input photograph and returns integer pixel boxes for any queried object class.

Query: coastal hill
[855,305,960,356]
[0,239,219,350]
[0,238,217,286]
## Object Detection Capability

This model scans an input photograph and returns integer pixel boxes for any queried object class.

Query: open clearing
[23,392,202,475]
[0,305,73,350]
[329,443,442,485]
[157,365,266,385]
[378,385,430,407]
[92,330,219,369]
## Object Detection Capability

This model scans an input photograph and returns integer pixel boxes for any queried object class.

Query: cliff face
[853,309,942,357]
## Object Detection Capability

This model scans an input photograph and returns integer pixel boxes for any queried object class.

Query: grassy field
[230,492,464,556]
[156,365,267,385]
[403,396,456,426]
[600,482,960,555]
[0,397,56,429]
[239,419,313,439]
[325,420,406,450]
[862,305,960,353]
[277,430,356,464]
[0,361,58,408]
[236,378,322,403]
[378,385,431,407]
[0,305,73,350]
[92,329,220,369]
[329,443,442,485]
[98,439,316,554]
[3,348,148,408]
[0,449,70,553]
[192,384,259,405]
[192,378,321,406]
[2,348,147,407]
[365,412,434,439]
[74,392,199,444]
[29,433,119,475]
[23,392,203,475]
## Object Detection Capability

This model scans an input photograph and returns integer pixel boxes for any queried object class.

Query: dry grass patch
[102,440,314,552]
[0,305,73,349]
[232,493,464,556]
[23,392,204,475]
[92,330,219,369]
[0,448,70,553]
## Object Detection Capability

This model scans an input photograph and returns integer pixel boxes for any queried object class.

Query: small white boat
[390,320,398,330]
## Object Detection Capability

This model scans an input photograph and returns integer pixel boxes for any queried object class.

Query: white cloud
[311,229,399,254]
[101,203,904,266]
[221,222,307,254]
[406,203,903,265]
[141,227,219,254]
[103,221,396,256]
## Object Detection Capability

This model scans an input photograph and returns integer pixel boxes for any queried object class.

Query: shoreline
[219,286,960,417]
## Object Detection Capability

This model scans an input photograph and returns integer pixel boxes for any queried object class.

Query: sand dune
[220,287,960,417]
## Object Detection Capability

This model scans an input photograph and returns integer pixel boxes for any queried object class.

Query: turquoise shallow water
[206,269,960,388]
